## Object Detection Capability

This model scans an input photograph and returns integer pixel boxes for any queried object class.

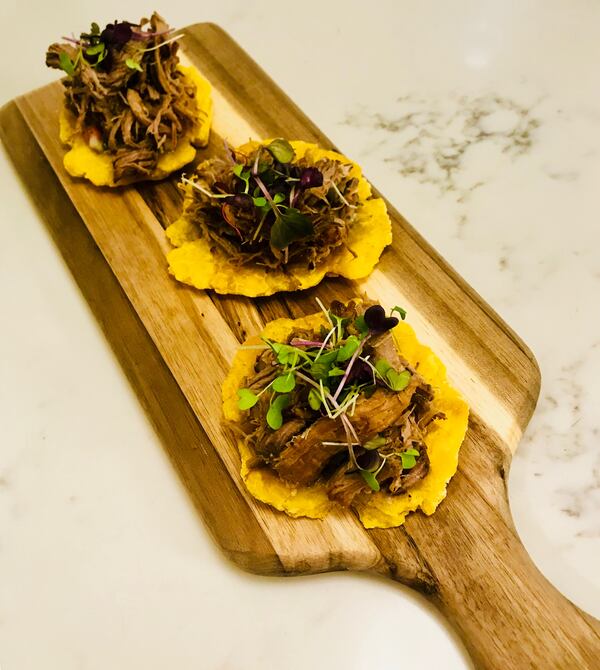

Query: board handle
[376,469,600,668]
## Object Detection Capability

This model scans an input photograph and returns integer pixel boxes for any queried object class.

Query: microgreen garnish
[266,394,291,430]
[53,17,182,79]
[354,314,369,335]
[101,21,133,47]
[375,359,412,391]
[125,57,143,71]
[85,43,105,56]
[266,138,295,164]
[299,167,324,189]
[232,163,251,192]
[270,208,313,250]
[364,436,387,451]
[387,369,412,391]
[59,51,77,76]
[272,372,296,393]
[308,388,322,410]
[337,335,360,362]
[309,349,338,380]
[391,306,407,321]
[360,469,380,492]
[401,448,420,470]
[237,388,259,410]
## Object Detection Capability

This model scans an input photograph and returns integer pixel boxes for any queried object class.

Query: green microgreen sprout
[387,369,412,392]
[374,359,412,392]
[391,306,407,321]
[266,138,295,164]
[125,57,143,72]
[86,42,105,56]
[59,50,80,76]
[266,394,291,430]
[359,469,380,492]
[272,372,296,393]
[354,314,369,336]
[233,163,252,193]
[401,448,420,470]
[364,435,387,451]
[308,387,322,411]
[336,335,360,362]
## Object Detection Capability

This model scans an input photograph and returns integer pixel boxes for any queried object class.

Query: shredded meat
[257,419,307,459]
[274,384,418,485]
[327,464,370,506]
[379,448,430,494]
[46,13,200,184]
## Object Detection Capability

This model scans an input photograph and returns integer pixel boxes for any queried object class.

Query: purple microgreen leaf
[100,21,133,48]
[226,193,253,210]
[290,337,325,348]
[363,305,399,332]
[299,168,323,189]
[299,167,324,189]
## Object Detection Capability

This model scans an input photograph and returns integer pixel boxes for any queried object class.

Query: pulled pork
[46,13,201,184]
[237,301,446,508]
[182,141,361,270]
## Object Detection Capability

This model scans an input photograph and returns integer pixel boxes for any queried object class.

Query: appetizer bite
[222,299,468,528]
[166,140,391,296]
[46,13,212,186]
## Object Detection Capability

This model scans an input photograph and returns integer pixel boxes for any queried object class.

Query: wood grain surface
[1,22,599,669]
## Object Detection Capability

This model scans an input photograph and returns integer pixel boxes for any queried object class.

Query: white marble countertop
[1,1,599,668]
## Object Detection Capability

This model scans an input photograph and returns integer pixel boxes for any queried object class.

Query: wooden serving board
[1,23,599,669]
